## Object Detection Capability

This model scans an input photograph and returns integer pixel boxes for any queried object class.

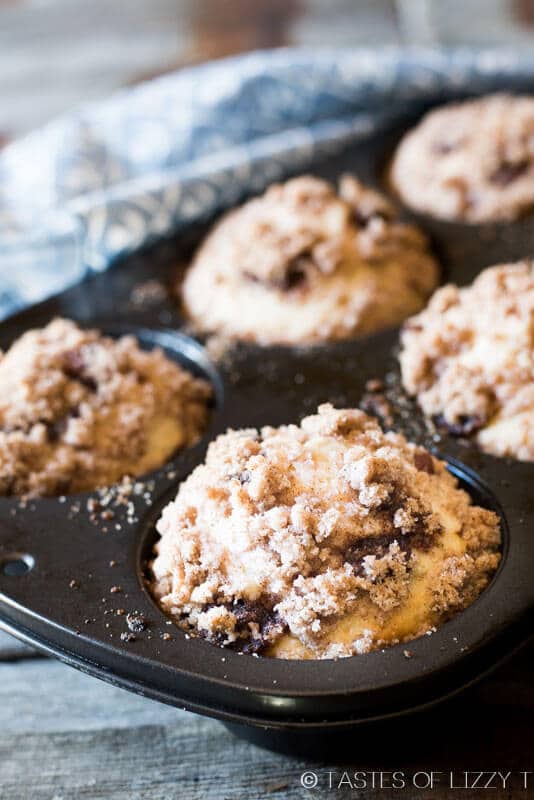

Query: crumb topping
[150,404,500,659]
[182,174,438,345]
[400,261,534,462]
[390,94,534,222]
[0,318,212,496]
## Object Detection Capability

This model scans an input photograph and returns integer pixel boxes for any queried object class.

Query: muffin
[150,404,500,660]
[390,93,534,223]
[181,175,439,345]
[400,262,534,462]
[0,318,212,496]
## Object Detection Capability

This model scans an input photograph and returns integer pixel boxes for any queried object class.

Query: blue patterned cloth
[1,47,534,319]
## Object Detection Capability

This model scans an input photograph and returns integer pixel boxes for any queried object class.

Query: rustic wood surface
[0,632,532,799]
[1,1,534,797]
[1,0,534,140]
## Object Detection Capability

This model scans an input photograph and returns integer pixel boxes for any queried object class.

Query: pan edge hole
[0,553,35,577]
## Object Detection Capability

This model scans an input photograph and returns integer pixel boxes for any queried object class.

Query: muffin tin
[0,95,532,757]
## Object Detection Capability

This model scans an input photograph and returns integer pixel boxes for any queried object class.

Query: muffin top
[400,262,534,462]
[390,94,534,223]
[150,404,500,659]
[182,175,439,345]
[0,318,212,496]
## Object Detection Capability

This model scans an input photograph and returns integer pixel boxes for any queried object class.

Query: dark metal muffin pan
[0,92,533,758]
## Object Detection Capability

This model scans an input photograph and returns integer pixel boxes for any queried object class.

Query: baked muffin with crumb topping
[150,404,500,659]
[390,94,534,222]
[400,261,534,462]
[181,175,439,345]
[0,318,211,496]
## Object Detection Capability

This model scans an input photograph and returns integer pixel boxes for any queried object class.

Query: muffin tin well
[0,91,532,757]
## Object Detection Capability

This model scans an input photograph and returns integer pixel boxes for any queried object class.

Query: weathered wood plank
[0,722,312,800]
[0,630,39,661]
[0,644,534,736]
[0,659,183,733]
[2,642,532,735]
[0,643,532,799]
[0,0,401,139]
[0,661,308,799]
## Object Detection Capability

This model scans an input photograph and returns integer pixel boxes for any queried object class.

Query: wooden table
[0,629,532,798]
[1,0,534,140]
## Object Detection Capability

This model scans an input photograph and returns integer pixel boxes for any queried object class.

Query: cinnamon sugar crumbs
[400,262,534,462]
[0,318,212,496]
[150,404,501,660]
[182,174,438,345]
[391,94,534,222]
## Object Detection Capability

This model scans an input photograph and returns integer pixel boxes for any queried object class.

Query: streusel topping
[182,175,438,345]
[151,404,500,659]
[400,262,534,462]
[0,318,211,496]
[390,94,534,222]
